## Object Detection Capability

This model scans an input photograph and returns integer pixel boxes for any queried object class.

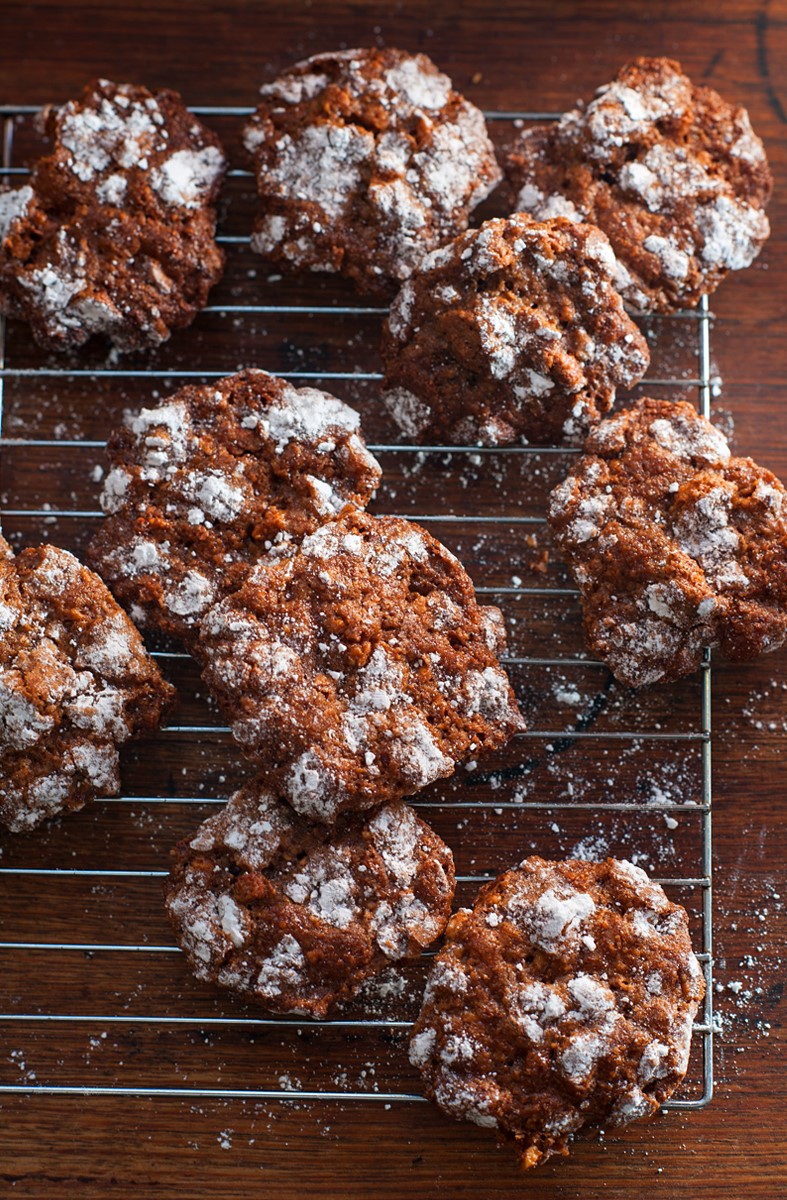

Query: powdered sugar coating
[0,79,226,352]
[0,186,34,242]
[382,214,649,446]
[199,508,525,821]
[149,145,226,209]
[410,856,704,1169]
[504,57,771,313]
[549,397,787,685]
[0,543,174,832]
[87,370,381,644]
[243,48,501,297]
[165,780,454,1017]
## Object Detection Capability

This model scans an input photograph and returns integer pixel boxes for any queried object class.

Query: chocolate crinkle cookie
[0,542,175,832]
[409,856,705,1170]
[504,57,772,313]
[87,370,381,644]
[0,78,227,352]
[548,397,787,686]
[242,48,501,297]
[165,780,455,1017]
[198,509,525,822]
[382,215,649,446]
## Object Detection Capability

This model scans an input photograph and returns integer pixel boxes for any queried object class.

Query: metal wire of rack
[0,106,713,1110]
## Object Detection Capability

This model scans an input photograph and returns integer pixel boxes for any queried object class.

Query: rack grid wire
[0,105,713,1111]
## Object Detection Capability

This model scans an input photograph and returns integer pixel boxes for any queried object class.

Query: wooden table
[0,2,785,1196]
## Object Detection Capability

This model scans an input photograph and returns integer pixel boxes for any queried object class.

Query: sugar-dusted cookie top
[165,780,455,1017]
[410,856,705,1169]
[199,508,525,821]
[549,397,787,685]
[87,369,381,643]
[382,215,649,446]
[504,57,771,312]
[0,78,227,351]
[243,48,501,297]
[0,543,174,832]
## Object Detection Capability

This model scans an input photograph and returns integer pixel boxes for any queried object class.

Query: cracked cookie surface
[243,48,501,297]
[410,856,704,1169]
[504,57,771,313]
[0,78,226,351]
[0,542,174,832]
[382,215,649,446]
[548,397,787,685]
[87,369,381,644]
[198,509,525,821]
[165,781,455,1017]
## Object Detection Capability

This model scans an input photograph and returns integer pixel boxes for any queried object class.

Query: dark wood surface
[0,3,785,1197]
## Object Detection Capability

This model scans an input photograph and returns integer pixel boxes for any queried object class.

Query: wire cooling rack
[0,106,713,1112]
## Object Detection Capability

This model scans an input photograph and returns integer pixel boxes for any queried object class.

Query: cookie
[382,215,649,446]
[504,57,771,313]
[198,509,525,822]
[0,78,226,352]
[0,543,175,832]
[165,781,455,1017]
[242,48,501,298]
[409,856,705,1169]
[86,369,381,643]
[548,397,787,686]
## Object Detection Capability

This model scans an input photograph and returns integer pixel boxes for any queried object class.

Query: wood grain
[0,3,786,1197]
